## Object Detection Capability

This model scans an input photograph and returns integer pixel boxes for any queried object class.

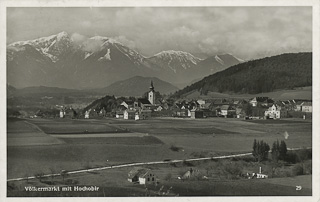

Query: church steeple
[149,80,154,91]
[148,80,155,105]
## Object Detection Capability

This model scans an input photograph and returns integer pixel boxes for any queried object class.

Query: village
[7,81,313,196]
[56,81,312,121]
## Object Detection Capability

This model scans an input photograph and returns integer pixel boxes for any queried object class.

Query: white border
[0,0,319,202]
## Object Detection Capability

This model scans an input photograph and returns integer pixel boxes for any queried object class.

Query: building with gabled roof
[264,104,287,119]
[128,168,157,184]
[301,102,312,113]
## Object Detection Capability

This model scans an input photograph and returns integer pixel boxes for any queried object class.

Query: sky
[7,7,312,60]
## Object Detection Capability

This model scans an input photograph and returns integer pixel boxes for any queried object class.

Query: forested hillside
[172,52,312,98]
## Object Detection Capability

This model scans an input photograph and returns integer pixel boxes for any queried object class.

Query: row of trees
[252,139,287,162]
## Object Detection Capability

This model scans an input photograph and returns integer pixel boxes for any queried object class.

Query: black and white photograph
[1,0,319,200]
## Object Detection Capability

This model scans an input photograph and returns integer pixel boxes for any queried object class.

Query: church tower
[148,81,156,105]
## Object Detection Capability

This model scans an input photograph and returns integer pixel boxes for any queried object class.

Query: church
[148,81,156,105]
[118,80,161,120]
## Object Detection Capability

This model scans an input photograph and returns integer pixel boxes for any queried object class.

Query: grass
[7,117,312,182]
[7,118,64,146]
[160,179,312,196]
[61,136,163,145]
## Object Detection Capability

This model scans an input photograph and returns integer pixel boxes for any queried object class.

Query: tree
[252,139,270,162]
[279,140,287,160]
[271,140,280,162]
[243,103,253,116]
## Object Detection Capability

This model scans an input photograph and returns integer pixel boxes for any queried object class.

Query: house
[249,97,273,107]
[128,168,157,185]
[59,109,65,118]
[120,101,135,110]
[84,110,90,119]
[116,111,124,119]
[124,109,136,120]
[256,173,268,179]
[176,109,191,117]
[190,109,204,119]
[139,109,152,120]
[138,98,153,109]
[202,108,214,117]
[220,105,236,117]
[154,105,163,112]
[197,99,206,106]
[181,168,200,180]
[301,102,312,113]
[264,104,287,119]
[255,167,268,179]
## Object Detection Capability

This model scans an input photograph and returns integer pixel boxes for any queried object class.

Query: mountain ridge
[7,31,243,89]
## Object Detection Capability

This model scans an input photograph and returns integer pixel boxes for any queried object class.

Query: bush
[292,164,304,176]
[219,161,243,180]
[304,160,312,174]
[296,149,312,162]
[285,149,312,163]
[170,144,182,152]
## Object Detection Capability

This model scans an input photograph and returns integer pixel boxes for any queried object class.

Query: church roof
[138,98,151,105]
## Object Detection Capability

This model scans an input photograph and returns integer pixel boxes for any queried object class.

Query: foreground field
[7,163,312,196]
[8,117,312,178]
[7,116,312,196]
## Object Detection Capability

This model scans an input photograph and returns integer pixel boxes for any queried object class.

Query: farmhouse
[249,97,273,107]
[176,109,191,117]
[190,109,204,119]
[255,167,268,179]
[264,104,287,119]
[181,168,200,180]
[120,100,135,110]
[301,102,312,113]
[60,109,65,118]
[115,111,124,119]
[220,105,236,117]
[84,110,90,119]
[128,168,157,184]
[124,109,136,120]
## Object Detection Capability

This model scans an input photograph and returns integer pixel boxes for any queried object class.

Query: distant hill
[172,52,312,98]
[96,76,179,96]
[8,85,104,98]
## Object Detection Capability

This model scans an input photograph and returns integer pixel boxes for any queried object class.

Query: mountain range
[7,31,243,89]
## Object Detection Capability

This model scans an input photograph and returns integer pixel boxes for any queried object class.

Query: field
[7,162,312,196]
[7,116,312,196]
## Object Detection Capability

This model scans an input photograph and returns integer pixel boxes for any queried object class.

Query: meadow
[7,116,312,196]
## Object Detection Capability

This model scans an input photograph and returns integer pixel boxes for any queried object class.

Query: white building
[264,104,287,119]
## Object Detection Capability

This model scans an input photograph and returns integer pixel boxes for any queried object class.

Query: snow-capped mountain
[7,31,244,89]
[9,31,73,63]
[148,50,202,73]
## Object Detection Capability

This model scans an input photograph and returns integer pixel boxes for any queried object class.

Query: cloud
[71,33,87,45]
[7,7,312,60]
[112,35,136,50]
